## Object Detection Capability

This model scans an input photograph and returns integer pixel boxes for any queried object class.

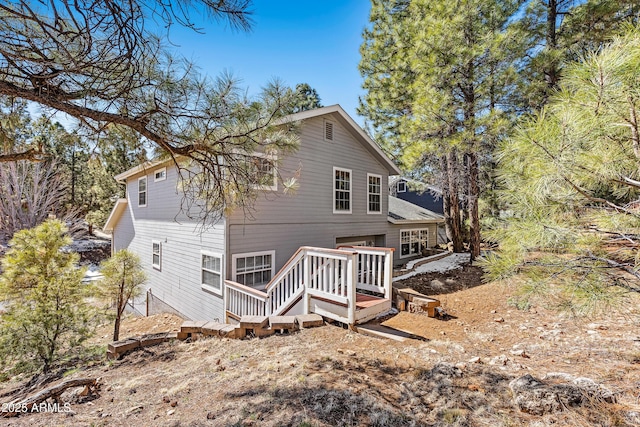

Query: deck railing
[225,246,394,324]
[339,246,393,298]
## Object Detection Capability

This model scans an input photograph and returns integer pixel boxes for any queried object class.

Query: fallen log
[1,377,97,418]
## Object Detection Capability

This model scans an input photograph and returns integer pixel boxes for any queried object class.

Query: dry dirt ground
[2,263,640,427]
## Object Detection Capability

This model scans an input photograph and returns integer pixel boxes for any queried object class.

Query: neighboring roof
[103,199,128,232]
[389,176,442,195]
[387,195,444,224]
[284,105,401,175]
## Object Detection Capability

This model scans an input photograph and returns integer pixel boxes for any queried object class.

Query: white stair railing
[339,246,394,299]
[225,246,394,323]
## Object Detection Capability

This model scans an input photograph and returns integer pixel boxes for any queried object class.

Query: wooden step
[269,315,298,331]
[201,321,227,336]
[240,315,269,329]
[295,313,324,328]
[354,324,417,342]
[180,320,208,334]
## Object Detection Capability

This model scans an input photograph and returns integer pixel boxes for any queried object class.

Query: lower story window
[232,251,275,288]
[152,241,161,270]
[201,252,222,294]
[400,229,428,258]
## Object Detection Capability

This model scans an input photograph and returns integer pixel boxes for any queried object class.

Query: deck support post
[303,254,310,315]
[383,249,393,299]
[347,253,357,325]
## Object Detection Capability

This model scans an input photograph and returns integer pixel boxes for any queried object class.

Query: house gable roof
[104,198,128,231]
[387,195,444,224]
[284,105,401,175]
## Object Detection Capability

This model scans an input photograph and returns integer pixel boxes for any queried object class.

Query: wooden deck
[310,292,391,325]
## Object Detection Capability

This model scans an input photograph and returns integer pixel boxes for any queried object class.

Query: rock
[510,374,582,415]
[489,355,509,366]
[207,412,216,420]
[167,409,175,416]
[572,377,616,403]
[170,400,178,407]
[494,317,505,323]
[126,405,144,415]
[510,349,530,358]
[510,374,616,415]
[490,310,497,314]
[468,356,481,364]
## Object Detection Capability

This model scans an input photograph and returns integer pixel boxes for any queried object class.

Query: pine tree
[360,0,525,259]
[485,27,640,312]
[0,220,95,374]
[98,250,147,341]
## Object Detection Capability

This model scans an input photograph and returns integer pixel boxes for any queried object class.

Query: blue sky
[166,0,371,124]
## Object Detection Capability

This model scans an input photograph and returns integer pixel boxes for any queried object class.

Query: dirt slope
[2,276,640,426]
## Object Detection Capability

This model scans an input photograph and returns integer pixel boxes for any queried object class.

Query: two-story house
[104,105,444,322]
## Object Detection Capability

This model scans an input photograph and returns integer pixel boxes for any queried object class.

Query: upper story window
[154,167,167,182]
[397,180,407,193]
[138,176,147,207]
[333,167,351,214]
[367,173,382,214]
[248,153,277,191]
[201,251,222,295]
[324,119,334,142]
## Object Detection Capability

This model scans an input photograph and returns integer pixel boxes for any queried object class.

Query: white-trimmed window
[367,173,382,214]
[232,250,275,288]
[248,153,277,191]
[400,229,429,258]
[201,251,222,294]
[152,241,162,270]
[333,167,352,214]
[397,180,407,193]
[138,176,147,207]
[154,167,167,182]
[324,119,334,142]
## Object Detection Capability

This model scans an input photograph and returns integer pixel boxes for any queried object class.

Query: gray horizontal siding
[228,223,389,276]
[118,214,226,321]
[228,114,390,226]
[228,114,393,272]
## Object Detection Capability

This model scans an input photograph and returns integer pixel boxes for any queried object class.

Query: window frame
[201,251,223,295]
[249,152,278,192]
[154,167,167,182]
[152,240,162,270]
[137,176,147,207]
[333,167,352,214]
[367,173,382,214]
[399,228,429,259]
[397,180,407,193]
[231,250,276,289]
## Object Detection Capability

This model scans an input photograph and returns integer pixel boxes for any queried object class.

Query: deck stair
[225,246,395,325]
[176,313,325,341]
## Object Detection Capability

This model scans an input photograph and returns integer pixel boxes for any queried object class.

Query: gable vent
[324,120,334,141]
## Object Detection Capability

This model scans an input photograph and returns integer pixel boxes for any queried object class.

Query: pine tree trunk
[468,151,481,261]
[545,0,560,91]
[446,150,464,252]
[113,314,121,342]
